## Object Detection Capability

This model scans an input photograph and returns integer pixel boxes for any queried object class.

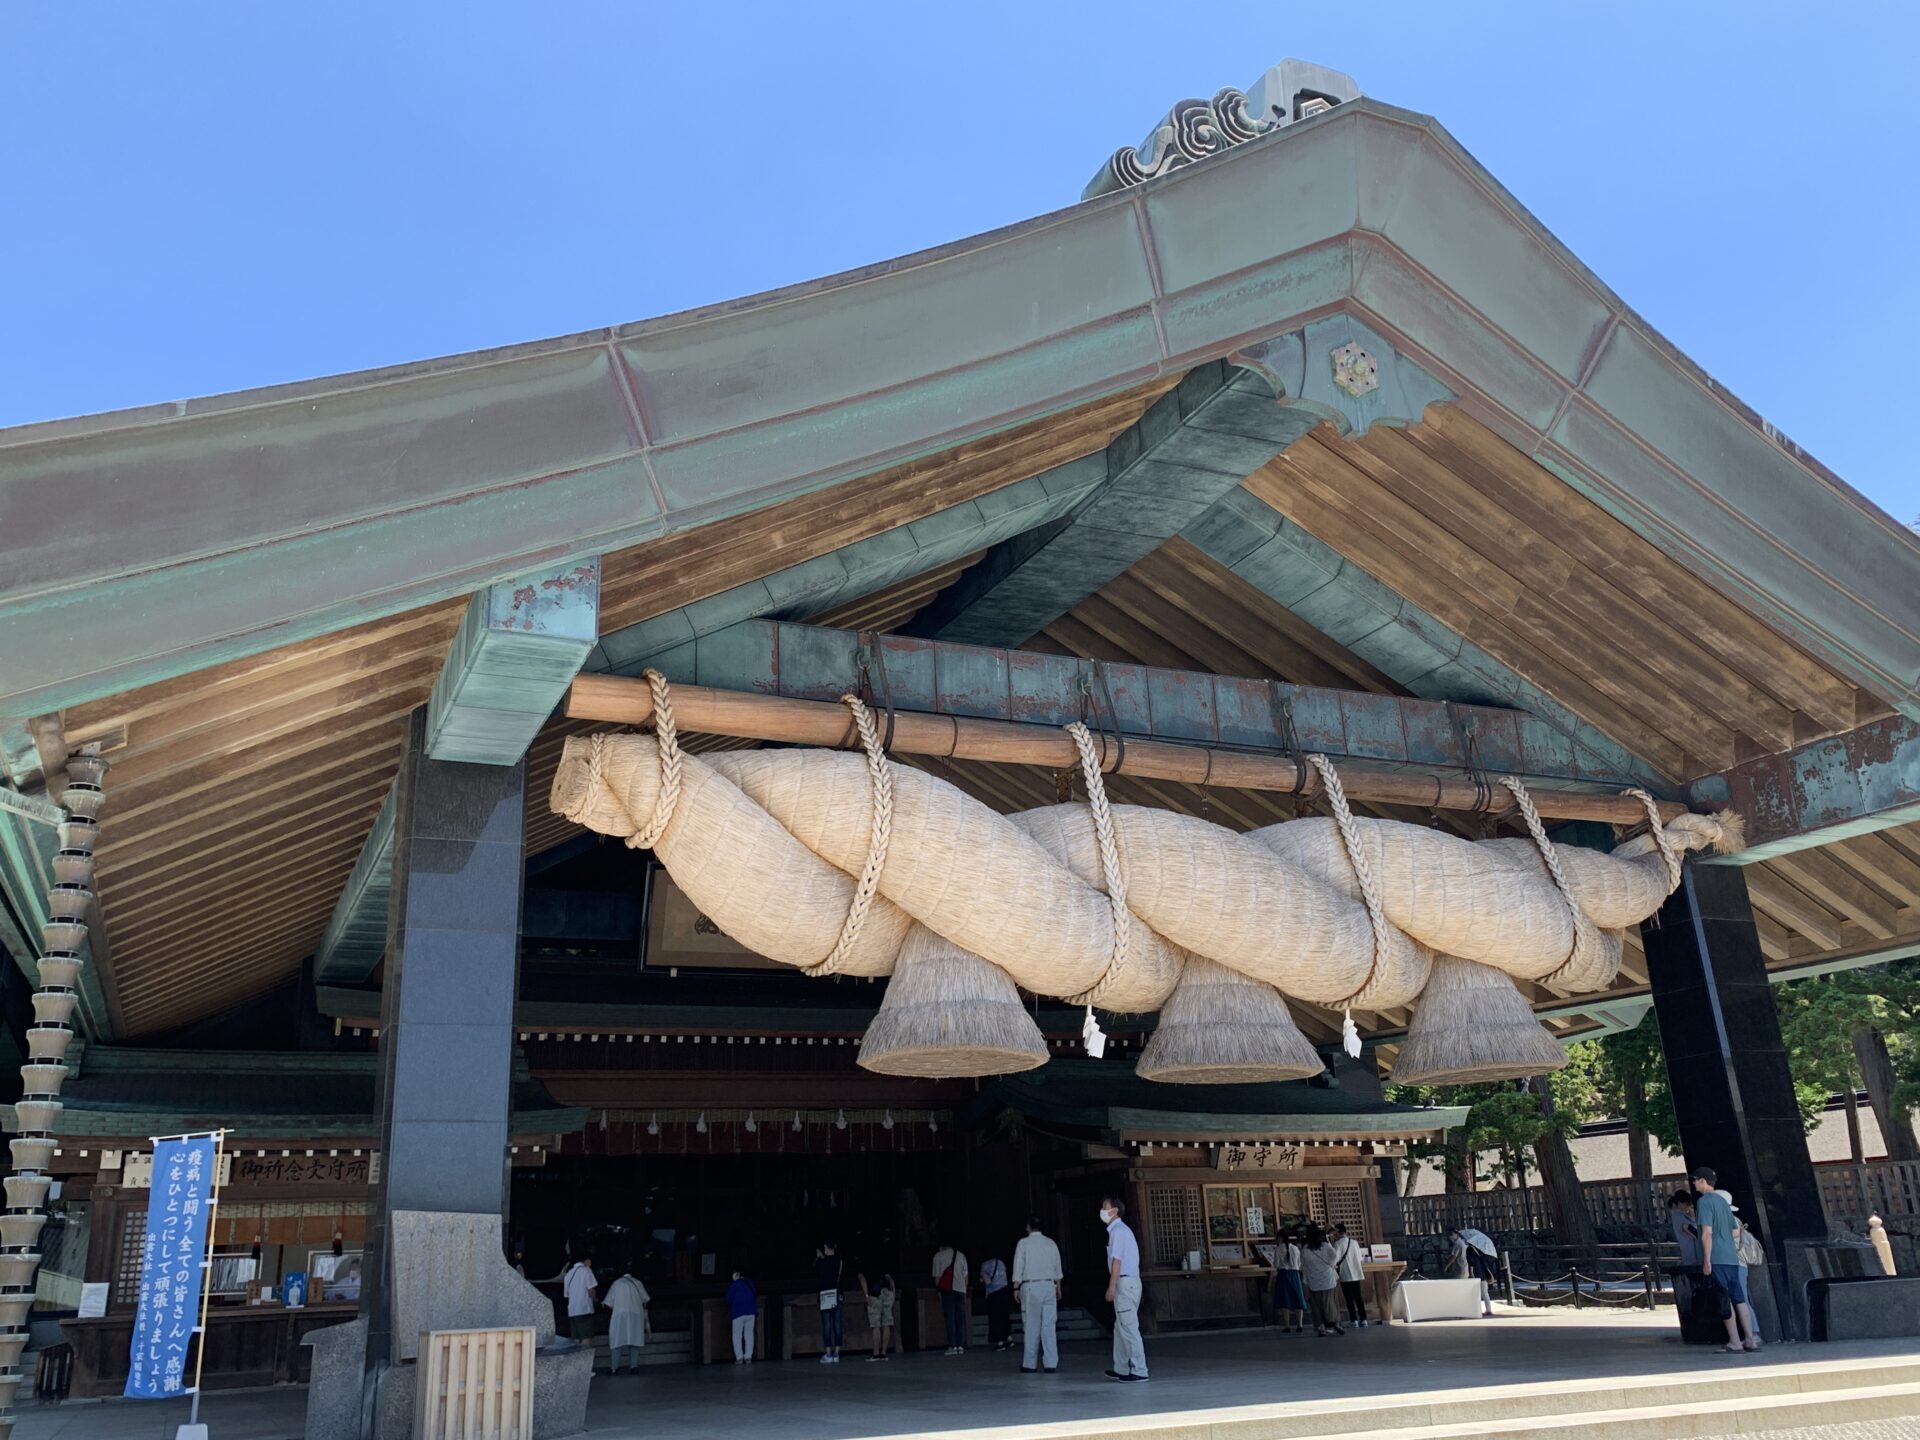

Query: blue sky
[2,4,1915,522]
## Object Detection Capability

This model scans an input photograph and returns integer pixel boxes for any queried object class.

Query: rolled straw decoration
[1137,955,1325,1084]
[1389,955,1570,1085]
[550,681,1742,1084]
[857,925,1049,1077]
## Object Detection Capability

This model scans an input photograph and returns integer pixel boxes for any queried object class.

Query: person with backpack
[814,1241,846,1364]
[931,1237,970,1354]
[1332,1224,1369,1327]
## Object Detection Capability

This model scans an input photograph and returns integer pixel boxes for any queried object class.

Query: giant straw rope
[554,671,1740,1061]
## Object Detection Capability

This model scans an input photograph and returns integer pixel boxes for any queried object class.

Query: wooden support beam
[312,778,397,986]
[1694,714,1920,862]
[565,673,1687,825]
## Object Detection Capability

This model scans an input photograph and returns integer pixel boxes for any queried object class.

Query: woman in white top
[1332,1224,1369,1327]
[1297,1225,1344,1336]
[604,1268,651,1374]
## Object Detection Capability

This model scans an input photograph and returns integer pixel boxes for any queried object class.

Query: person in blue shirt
[1690,1168,1760,1353]
[725,1270,758,1364]
[1100,1195,1147,1381]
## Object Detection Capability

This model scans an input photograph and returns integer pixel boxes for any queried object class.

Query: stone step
[970,1306,1105,1344]
[984,1359,1920,1440]
[593,1332,692,1368]
[1272,1381,1920,1440]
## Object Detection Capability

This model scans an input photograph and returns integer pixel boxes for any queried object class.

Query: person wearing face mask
[1099,1196,1147,1381]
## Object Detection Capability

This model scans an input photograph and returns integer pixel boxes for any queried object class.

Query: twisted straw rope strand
[1306,753,1387,1012]
[805,694,896,976]
[1066,721,1131,1008]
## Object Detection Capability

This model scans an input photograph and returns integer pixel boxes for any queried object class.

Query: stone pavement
[1743,1426,1920,1440]
[12,1309,1920,1439]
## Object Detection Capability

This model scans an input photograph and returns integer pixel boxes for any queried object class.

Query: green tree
[1775,964,1920,1162]
[1389,1058,1608,1251]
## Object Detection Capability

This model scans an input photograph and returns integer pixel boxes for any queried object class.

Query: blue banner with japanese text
[124,1136,217,1398]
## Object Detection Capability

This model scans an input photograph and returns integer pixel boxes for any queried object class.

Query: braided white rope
[626,669,684,852]
[1625,787,1683,892]
[1499,775,1603,989]
[804,694,896,977]
[1306,753,1381,1056]
[1065,722,1130,1030]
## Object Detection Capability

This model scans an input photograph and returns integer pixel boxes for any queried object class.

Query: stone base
[1780,1238,1883,1341]
[304,1210,589,1439]
[1810,1275,1920,1341]
[305,1317,368,1440]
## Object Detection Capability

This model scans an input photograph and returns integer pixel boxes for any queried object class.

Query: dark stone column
[1641,860,1827,1335]
[360,711,525,1392]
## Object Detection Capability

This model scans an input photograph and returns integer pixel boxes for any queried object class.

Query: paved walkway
[14,1309,1919,1439]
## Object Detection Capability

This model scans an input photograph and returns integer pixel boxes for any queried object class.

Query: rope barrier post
[1643,1264,1654,1312]
[1571,1268,1583,1309]
[1503,1252,1517,1308]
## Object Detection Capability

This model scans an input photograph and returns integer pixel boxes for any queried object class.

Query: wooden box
[414,1326,534,1440]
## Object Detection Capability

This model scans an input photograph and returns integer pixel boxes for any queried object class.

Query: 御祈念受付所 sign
[124,1136,217,1399]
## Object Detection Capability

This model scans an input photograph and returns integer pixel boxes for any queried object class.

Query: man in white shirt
[562,1254,598,1347]
[1100,1196,1147,1381]
[931,1240,970,1354]
[1012,1215,1064,1373]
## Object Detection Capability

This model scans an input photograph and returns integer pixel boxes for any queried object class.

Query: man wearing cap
[1691,1167,1761,1353]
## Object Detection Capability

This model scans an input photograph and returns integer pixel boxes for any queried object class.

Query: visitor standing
[603,1266,650,1374]
[1668,1191,1702,1267]
[815,1241,846,1364]
[1298,1225,1343,1336]
[1013,1215,1063,1373]
[860,1269,896,1361]
[1270,1230,1306,1333]
[1333,1224,1368,1327]
[726,1269,757,1364]
[980,1253,1014,1351]
[561,1251,598,1349]
[1691,1168,1762,1353]
[1101,1195,1148,1381]
[932,1237,970,1354]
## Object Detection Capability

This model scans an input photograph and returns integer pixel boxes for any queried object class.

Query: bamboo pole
[564,675,1687,825]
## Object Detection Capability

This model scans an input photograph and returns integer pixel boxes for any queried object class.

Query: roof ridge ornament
[1082,59,1360,199]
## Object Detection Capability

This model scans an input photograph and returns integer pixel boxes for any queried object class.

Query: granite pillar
[1641,861,1828,1336]
[359,710,526,1429]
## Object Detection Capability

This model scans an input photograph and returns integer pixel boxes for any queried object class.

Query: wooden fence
[1403,1159,1920,1239]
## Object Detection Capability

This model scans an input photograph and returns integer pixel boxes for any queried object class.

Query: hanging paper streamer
[1341,1010,1361,1059]
[1082,1004,1108,1059]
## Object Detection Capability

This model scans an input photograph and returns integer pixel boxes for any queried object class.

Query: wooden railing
[1403,1159,1920,1238]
